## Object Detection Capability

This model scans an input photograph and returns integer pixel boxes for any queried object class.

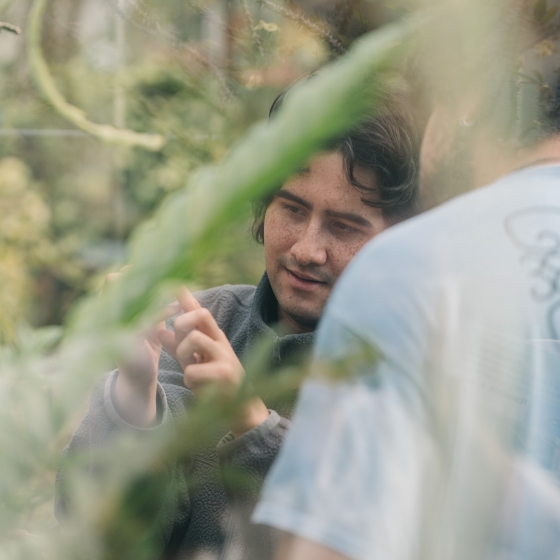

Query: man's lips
[285,268,328,292]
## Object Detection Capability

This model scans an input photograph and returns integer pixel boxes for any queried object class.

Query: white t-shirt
[253,165,560,560]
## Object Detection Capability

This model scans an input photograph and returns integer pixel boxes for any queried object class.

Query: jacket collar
[248,272,315,362]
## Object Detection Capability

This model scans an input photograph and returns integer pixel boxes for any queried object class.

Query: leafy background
[0,1,418,557]
[0,0,408,340]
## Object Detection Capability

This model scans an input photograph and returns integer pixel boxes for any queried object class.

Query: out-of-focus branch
[102,0,234,100]
[0,21,20,34]
[259,0,346,54]
[27,0,166,151]
[242,0,264,57]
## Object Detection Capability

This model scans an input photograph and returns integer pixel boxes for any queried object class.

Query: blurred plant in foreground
[0,1,421,556]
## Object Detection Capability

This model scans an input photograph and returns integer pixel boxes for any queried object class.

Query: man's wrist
[113,370,158,428]
[230,397,270,438]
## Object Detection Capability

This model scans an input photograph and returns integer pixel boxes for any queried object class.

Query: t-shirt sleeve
[252,241,440,560]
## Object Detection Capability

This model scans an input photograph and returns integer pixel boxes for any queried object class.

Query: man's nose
[290,223,328,267]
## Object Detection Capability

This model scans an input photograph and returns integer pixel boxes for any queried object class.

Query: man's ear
[419,94,484,209]
[456,91,484,130]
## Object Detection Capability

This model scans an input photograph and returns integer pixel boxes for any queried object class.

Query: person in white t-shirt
[253,4,560,560]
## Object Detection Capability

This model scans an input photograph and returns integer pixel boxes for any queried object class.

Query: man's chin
[270,275,327,332]
[278,304,321,333]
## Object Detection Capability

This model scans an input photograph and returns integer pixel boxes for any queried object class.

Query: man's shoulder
[327,169,554,328]
[355,172,524,268]
[194,283,256,310]
[326,184,509,321]
[317,187,508,368]
[374,164,560,256]
[193,283,256,337]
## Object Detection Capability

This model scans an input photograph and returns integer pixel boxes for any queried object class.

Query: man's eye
[333,222,357,234]
[284,204,301,214]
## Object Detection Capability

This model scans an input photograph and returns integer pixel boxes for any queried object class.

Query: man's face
[263,152,387,334]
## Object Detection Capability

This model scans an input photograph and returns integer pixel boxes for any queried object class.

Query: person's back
[255,164,560,560]
[254,4,560,559]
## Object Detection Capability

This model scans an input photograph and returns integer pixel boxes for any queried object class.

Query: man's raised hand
[159,287,270,437]
[103,268,179,428]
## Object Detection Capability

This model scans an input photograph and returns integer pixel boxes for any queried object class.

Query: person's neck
[473,134,560,189]
[277,305,316,335]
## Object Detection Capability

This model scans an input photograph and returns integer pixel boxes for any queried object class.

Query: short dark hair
[251,88,419,243]
[417,1,560,147]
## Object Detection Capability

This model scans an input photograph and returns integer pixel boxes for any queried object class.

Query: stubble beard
[272,255,335,332]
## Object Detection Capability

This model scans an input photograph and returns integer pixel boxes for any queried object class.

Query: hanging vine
[27,0,166,151]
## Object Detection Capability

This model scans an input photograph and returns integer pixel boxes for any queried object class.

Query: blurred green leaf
[534,0,548,21]
[543,5,559,24]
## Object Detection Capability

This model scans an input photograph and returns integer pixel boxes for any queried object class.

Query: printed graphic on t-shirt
[506,205,560,475]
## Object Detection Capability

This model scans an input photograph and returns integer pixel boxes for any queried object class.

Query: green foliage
[533,0,559,24]
[0,158,54,342]
[28,0,167,151]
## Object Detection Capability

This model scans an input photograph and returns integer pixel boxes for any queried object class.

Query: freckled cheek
[264,210,300,254]
[330,240,369,279]
[264,211,297,272]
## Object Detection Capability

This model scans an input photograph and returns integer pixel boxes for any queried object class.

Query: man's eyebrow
[325,209,373,228]
[275,189,312,210]
[276,190,374,227]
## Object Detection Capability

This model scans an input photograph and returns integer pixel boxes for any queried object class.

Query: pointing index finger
[177,286,201,313]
